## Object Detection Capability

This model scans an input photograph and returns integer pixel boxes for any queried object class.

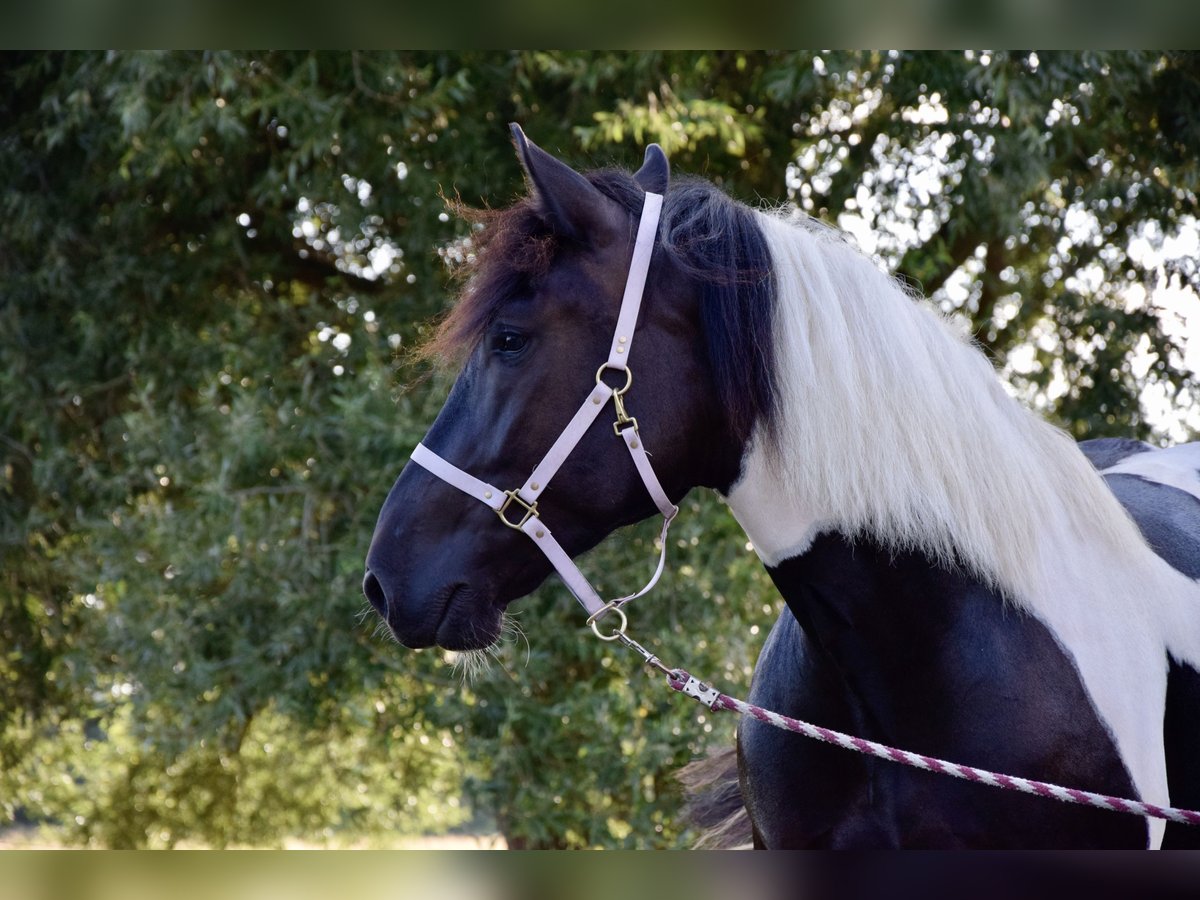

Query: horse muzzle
[362,567,502,651]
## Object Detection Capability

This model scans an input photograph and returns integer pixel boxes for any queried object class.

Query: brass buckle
[495,489,539,530]
[597,364,638,435]
[611,390,639,435]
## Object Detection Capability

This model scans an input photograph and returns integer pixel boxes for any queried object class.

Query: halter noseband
[409,192,678,637]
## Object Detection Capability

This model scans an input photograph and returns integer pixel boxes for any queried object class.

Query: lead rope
[599,623,1200,827]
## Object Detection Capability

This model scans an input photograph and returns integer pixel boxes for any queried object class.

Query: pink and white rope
[665,669,1200,827]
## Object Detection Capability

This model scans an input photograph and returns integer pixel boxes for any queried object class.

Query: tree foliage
[2,51,1197,848]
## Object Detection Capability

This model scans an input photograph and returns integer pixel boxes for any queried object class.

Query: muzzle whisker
[501,611,532,669]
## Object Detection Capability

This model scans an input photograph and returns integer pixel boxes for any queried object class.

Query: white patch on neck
[723,437,821,566]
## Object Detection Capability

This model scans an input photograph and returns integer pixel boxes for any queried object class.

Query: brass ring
[595,363,633,395]
[588,604,628,642]
[584,599,620,627]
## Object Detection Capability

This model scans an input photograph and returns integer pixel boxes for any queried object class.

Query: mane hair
[752,208,1154,603]
[423,170,779,444]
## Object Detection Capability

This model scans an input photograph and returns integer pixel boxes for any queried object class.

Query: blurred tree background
[1,51,1197,848]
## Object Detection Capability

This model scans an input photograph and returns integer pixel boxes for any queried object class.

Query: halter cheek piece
[409,192,678,638]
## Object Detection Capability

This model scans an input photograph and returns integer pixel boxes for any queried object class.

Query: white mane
[730,209,1200,844]
[751,208,1152,604]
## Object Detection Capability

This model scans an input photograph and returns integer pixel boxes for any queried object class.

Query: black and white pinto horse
[364,128,1200,848]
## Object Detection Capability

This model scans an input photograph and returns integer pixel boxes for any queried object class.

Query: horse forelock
[420,169,783,446]
[419,198,558,366]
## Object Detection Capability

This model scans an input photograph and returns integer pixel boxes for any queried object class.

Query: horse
[363,125,1200,849]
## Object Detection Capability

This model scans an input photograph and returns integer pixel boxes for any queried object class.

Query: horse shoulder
[738,607,887,847]
[739,534,1152,848]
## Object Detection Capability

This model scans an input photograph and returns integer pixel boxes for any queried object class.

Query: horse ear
[510,123,622,244]
[633,143,669,194]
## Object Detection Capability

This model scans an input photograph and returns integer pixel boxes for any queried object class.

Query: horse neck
[725,424,1180,838]
[718,211,1188,835]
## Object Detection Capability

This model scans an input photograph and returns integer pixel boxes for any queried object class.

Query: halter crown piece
[409,192,677,638]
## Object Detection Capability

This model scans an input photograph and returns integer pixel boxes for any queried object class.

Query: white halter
[409,192,678,635]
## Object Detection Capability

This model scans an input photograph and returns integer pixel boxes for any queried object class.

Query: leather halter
[409,192,678,636]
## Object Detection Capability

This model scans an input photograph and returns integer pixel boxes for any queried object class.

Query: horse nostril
[363,570,388,618]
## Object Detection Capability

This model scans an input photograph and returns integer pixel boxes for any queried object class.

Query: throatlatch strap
[619,426,677,520]
[611,511,675,609]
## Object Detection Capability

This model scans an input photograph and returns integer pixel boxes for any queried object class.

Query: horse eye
[494,331,527,355]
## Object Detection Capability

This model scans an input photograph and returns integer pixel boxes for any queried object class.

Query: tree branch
[279,245,391,295]
[973,240,1009,360]
[897,217,984,299]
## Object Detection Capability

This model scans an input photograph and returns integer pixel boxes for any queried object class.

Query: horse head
[363,127,761,650]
